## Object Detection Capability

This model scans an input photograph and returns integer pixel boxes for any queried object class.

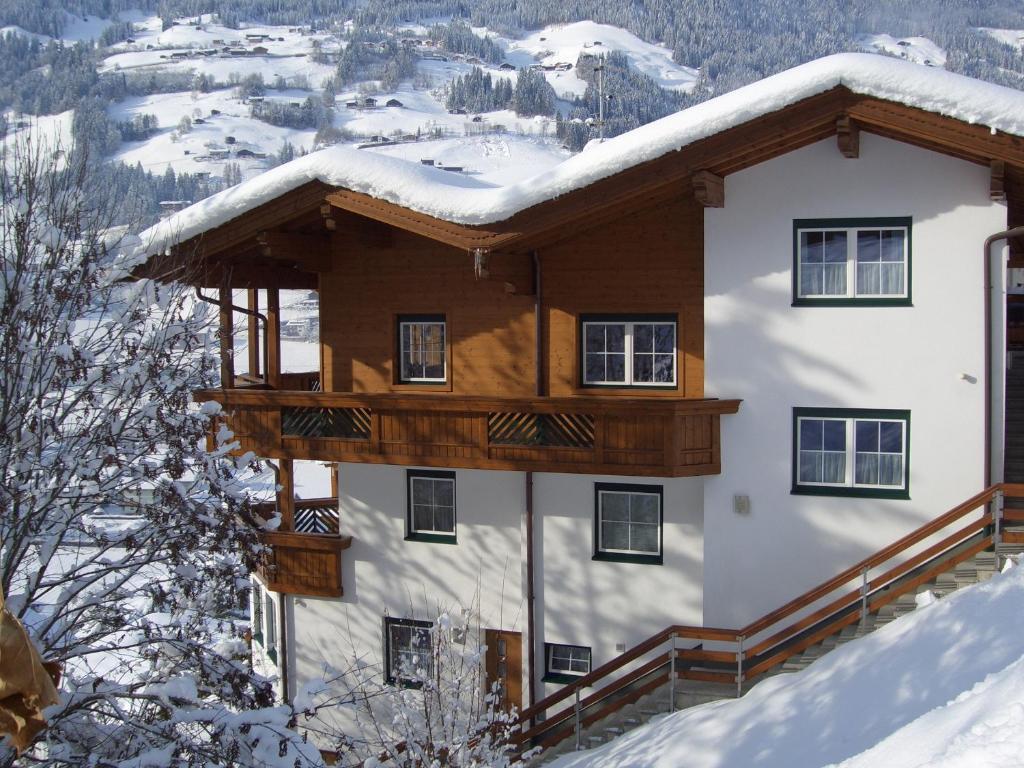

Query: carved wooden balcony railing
[251,498,350,597]
[199,390,742,477]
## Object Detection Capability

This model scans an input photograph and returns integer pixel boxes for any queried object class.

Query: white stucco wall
[289,463,526,734]
[703,133,1006,628]
[532,472,704,696]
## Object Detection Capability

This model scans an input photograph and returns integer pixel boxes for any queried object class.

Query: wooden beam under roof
[257,230,333,272]
[691,170,725,207]
[836,115,860,158]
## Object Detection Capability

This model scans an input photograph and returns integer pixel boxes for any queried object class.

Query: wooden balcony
[200,389,742,477]
[252,499,351,597]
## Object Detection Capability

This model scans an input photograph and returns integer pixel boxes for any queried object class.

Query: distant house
[386,99,403,108]
[440,165,463,173]
[193,118,206,124]
[212,39,224,44]
[448,108,467,115]
[210,109,221,116]
[420,159,435,166]
[471,115,484,123]
[229,48,250,56]
[345,101,359,109]
[158,200,191,213]
[246,33,270,42]
[499,62,516,70]
[253,46,268,55]
[235,149,257,158]
[363,97,377,107]
[208,148,230,159]
[225,136,236,145]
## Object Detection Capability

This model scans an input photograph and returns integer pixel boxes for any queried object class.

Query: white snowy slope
[859,34,947,67]
[979,28,1024,52]
[546,558,1024,768]
[135,51,1024,258]
[499,21,699,97]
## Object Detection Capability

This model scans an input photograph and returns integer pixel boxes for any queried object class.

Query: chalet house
[134,54,1024,752]
[386,98,404,108]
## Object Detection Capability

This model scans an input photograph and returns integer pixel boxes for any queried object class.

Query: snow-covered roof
[138,53,1024,255]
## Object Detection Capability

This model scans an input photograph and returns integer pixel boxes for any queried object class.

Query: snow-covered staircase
[535,548,1005,762]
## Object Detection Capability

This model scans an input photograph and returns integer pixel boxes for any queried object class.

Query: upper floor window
[581,315,677,387]
[793,218,911,306]
[398,315,446,383]
[593,482,664,564]
[793,408,910,499]
[406,470,456,543]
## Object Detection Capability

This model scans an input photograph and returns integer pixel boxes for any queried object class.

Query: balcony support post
[266,287,282,389]
[217,283,234,388]
[247,289,260,379]
[277,458,295,531]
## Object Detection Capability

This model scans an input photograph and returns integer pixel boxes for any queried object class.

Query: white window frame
[581,318,677,387]
[251,581,264,646]
[398,316,446,383]
[794,219,911,302]
[407,470,456,541]
[793,409,910,498]
[545,643,592,678]
[594,484,663,563]
[264,591,278,664]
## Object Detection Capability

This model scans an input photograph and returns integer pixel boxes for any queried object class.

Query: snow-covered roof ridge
[138,52,1024,256]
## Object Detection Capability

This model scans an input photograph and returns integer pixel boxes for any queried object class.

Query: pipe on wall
[983,226,1024,486]
[526,250,543,713]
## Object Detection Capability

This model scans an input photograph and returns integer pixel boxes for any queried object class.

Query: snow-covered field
[499,21,699,97]
[547,557,1024,768]
[980,27,1024,53]
[859,34,947,67]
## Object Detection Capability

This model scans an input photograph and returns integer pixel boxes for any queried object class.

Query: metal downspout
[526,250,543,714]
[983,226,1024,485]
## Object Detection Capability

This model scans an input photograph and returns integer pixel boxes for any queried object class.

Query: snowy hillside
[546,557,1024,768]
[859,34,947,67]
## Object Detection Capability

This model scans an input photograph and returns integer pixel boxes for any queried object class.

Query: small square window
[398,315,446,383]
[793,218,911,305]
[406,470,456,543]
[384,617,433,685]
[593,483,663,564]
[543,643,591,684]
[793,408,910,498]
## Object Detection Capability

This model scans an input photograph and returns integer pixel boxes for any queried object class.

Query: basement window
[398,315,446,383]
[793,408,910,499]
[793,218,911,305]
[543,643,592,684]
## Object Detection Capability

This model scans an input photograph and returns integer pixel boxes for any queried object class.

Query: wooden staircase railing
[518,482,1024,752]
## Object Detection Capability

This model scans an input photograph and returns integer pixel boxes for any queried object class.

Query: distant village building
[252,46,269,55]
[385,99,403,108]
[499,62,516,70]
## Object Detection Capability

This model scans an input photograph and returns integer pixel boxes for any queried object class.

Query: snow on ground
[860,34,947,67]
[366,134,570,185]
[109,90,315,177]
[499,21,699,97]
[547,557,1024,768]
[980,28,1024,52]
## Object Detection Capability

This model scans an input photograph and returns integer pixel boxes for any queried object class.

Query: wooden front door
[484,629,523,713]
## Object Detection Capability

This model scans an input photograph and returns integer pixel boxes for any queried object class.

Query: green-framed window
[593,482,664,564]
[543,642,592,685]
[792,408,910,499]
[406,470,457,543]
[793,218,912,306]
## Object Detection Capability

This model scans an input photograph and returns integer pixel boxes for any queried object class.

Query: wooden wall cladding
[317,194,704,400]
[542,193,704,398]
